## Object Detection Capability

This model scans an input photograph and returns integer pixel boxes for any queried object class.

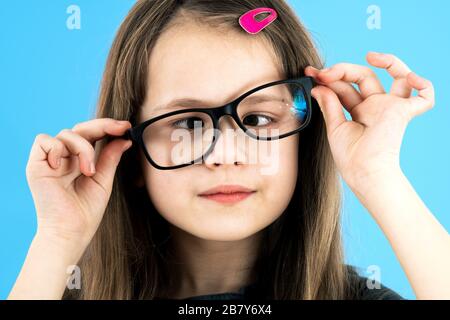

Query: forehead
[141,21,284,119]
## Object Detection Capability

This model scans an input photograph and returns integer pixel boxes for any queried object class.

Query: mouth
[198,185,256,204]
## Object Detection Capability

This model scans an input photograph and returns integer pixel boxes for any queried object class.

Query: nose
[203,115,247,167]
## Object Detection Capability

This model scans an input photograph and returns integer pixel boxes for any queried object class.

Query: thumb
[92,139,132,194]
[311,85,347,137]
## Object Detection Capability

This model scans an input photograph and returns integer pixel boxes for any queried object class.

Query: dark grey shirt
[181,275,405,300]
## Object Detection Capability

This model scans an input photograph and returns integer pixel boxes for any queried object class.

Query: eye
[172,117,205,130]
[242,114,274,127]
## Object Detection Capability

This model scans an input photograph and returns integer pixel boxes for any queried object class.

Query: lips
[198,184,256,204]
[199,185,255,195]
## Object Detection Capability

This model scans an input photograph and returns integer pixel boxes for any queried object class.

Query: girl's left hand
[305,52,435,191]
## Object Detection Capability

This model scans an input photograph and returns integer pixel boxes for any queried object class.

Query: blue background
[0,1,449,299]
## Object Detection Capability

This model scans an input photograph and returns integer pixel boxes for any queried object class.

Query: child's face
[138,21,299,241]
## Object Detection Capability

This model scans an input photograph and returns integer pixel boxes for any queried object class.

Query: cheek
[277,135,298,188]
[142,159,190,222]
[259,136,299,217]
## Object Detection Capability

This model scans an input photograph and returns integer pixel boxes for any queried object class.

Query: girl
[8,0,450,300]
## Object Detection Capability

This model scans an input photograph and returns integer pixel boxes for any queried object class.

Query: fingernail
[307,66,320,76]
[115,120,129,126]
[90,162,96,174]
[371,52,385,58]
[123,141,132,151]
[317,102,323,113]
[315,96,322,106]
[56,158,61,167]
[321,68,330,73]
[311,91,322,110]
[311,87,320,97]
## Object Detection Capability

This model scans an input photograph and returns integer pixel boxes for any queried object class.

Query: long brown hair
[63,0,358,300]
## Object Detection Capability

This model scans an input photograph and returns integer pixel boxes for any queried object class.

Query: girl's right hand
[26,118,133,249]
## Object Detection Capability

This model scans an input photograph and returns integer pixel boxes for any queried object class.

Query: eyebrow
[243,94,288,104]
[152,98,213,112]
[151,93,287,113]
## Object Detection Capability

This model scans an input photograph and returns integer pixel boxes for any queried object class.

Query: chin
[185,220,266,242]
[195,231,256,242]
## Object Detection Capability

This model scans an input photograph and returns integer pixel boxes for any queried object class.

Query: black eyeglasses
[121,76,316,170]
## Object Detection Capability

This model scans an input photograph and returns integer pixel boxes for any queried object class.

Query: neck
[165,224,263,299]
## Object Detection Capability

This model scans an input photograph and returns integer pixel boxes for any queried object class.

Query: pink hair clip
[239,7,278,35]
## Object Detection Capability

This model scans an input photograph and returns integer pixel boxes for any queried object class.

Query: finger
[72,118,132,145]
[305,66,363,111]
[367,52,413,98]
[29,133,71,169]
[55,129,97,177]
[91,139,133,194]
[316,63,385,99]
[311,85,348,138]
[406,72,435,118]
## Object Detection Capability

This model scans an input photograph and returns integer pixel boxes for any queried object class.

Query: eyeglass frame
[120,76,317,170]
